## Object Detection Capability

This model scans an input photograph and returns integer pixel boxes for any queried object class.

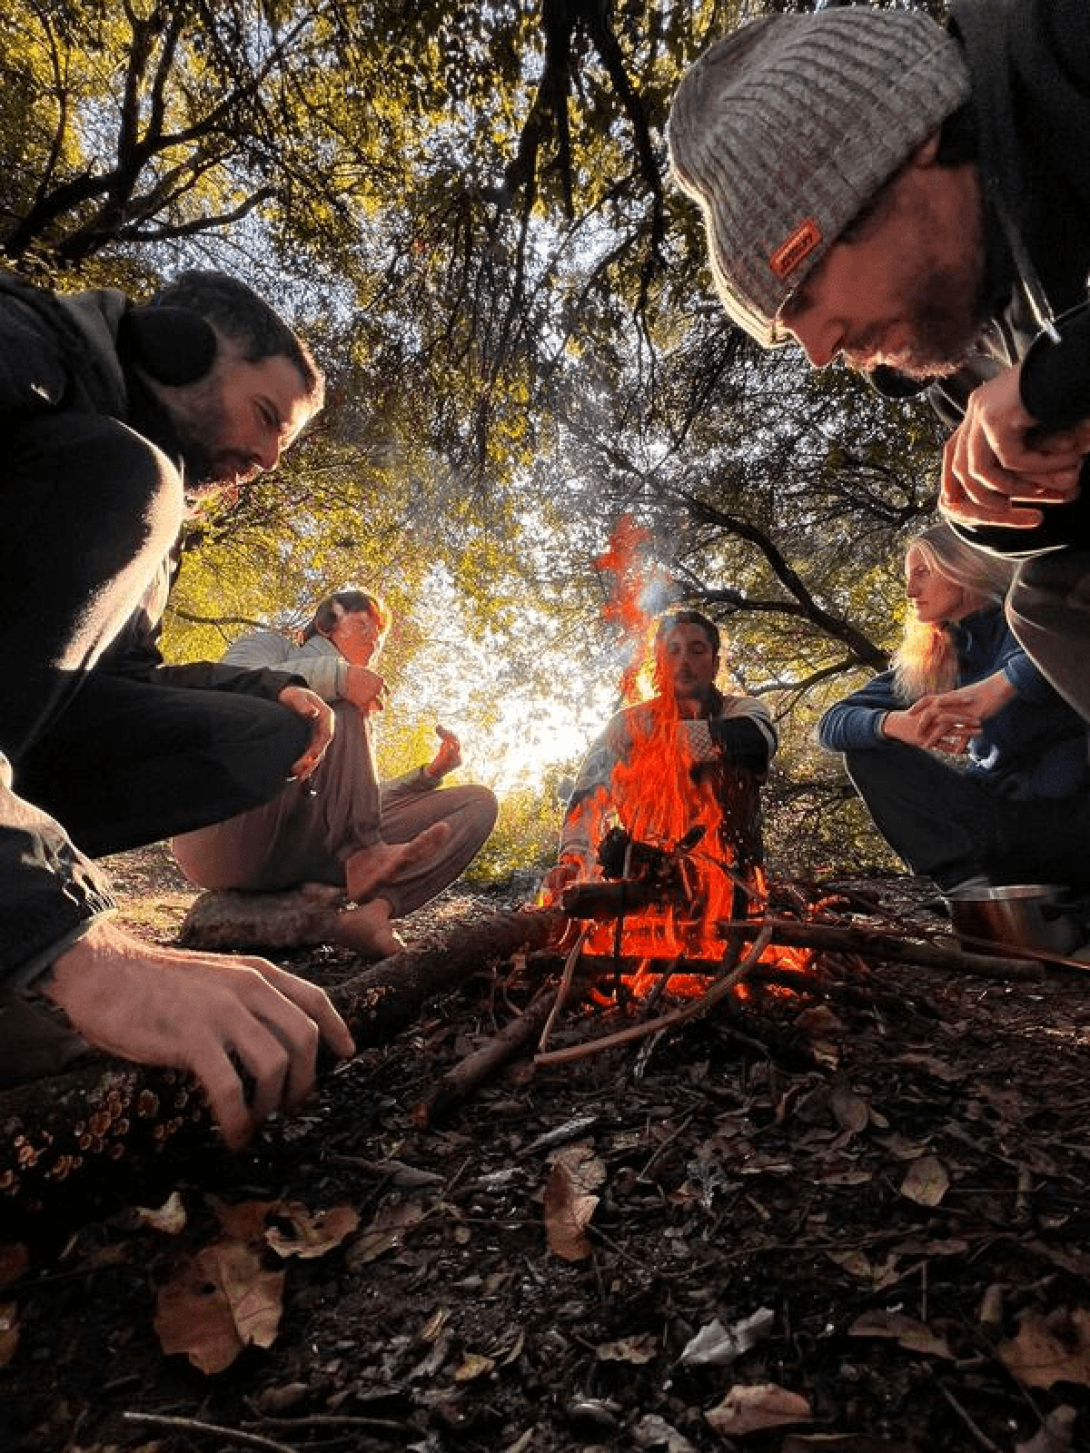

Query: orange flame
[567,516,769,965]
[593,514,657,704]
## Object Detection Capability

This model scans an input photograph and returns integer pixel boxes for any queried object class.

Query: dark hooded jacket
[0,274,302,985]
[873,0,1090,556]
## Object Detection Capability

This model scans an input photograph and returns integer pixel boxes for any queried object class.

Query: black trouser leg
[844,742,1090,892]
[16,671,309,857]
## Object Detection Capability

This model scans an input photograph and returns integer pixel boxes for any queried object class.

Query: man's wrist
[1020,305,1090,431]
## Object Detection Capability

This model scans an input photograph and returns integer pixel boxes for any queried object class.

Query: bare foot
[329,898,406,958]
[345,820,453,904]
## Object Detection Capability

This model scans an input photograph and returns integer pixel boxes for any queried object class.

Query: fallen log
[0,906,565,1227]
[718,917,1045,980]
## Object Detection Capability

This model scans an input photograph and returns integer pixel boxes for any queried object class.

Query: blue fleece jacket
[817,607,1088,801]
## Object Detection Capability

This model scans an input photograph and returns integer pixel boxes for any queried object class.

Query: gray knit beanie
[667,7,971,348]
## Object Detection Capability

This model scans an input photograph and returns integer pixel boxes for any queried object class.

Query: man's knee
[230,699,311,796]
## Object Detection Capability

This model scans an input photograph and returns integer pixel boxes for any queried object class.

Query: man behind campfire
[542,610,777,904]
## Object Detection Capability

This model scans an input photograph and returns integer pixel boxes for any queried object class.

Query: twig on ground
[413,983,562,1127]
[538,924,590,1052]
[123,1410,299,1452]
[719,917,1044,980]
[535,927,773,1067]
[928,1377,1004,1452]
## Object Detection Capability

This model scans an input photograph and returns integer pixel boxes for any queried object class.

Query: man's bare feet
[345,820,453,904]
[329,898,406,958]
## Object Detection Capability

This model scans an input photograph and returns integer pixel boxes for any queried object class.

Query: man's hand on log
[39,920,355,1149]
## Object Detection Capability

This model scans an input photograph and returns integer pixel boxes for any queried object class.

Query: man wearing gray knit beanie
[667,0,1090,730]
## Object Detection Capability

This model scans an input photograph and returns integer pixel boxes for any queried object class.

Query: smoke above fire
[594,515,675,704]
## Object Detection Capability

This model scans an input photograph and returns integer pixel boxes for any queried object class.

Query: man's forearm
[0,767,116,985]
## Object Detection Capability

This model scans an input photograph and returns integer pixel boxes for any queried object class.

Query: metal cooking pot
[943,883,1082,956]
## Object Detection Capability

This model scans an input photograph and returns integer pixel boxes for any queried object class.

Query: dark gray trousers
[1008,548,1090,725]
[843,741,1090,892]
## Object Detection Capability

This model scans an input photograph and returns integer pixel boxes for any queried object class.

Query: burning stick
[718,917,1045,981]
[535,926,774,1067]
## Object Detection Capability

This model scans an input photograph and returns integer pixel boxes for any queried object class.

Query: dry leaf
[899,1154,949,1206]
[705,1382,811,1437]
[679,1309,774,1368]
[551,1140,607,1192]
[826,1250,901,1291]
[346,1198,429,1268]
[596,1332,659,1364]
[0,1301,19,1368]
[543,1159,598,1261]
[454,1350,496,1381]
[999,1307,1090,1389]
[633,1413,697,1451]
[265,1202,360,1259]
[133,1190,187,1236]
[830,1077,869,1134]
[848,1309,954,1359]
[896,1053,963,1083]
[154,1238,285,1373]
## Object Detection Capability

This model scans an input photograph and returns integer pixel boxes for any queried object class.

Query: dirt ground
[3,845,1090,1453]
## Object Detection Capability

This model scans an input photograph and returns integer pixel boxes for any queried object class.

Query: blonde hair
[890,524,1016,702]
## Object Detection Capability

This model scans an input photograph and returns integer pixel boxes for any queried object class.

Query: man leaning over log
[667,0,1090,726]
[0,268,354,1148]
[542,610,777,906]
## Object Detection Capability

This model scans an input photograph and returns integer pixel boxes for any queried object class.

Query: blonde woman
[818,524,1090,897]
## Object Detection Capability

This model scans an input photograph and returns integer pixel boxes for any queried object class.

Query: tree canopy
[1,0,955,870]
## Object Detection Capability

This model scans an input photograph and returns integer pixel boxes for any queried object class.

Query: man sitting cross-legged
[542,610,777,916]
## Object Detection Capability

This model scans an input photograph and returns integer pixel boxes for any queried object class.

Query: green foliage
[460,767,572,887]
[0,0,958,874]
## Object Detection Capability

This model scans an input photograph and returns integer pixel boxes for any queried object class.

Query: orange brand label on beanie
[769,219,822,278]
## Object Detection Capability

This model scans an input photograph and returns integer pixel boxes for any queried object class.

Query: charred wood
[719,917,1045,980]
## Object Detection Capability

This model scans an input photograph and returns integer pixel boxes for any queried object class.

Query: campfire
[0,522,1072,1218]
[541,515,792,988]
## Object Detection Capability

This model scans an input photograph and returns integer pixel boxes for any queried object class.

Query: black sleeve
[1019,303,1090,430]
[97,606,305,702]
[0,760,115,984]
[707,717,773,775]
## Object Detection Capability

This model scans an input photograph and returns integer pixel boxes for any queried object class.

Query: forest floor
[3,845,1090,1453]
